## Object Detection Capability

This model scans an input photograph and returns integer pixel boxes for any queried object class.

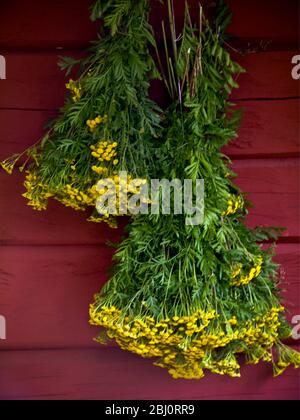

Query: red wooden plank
[0,50,298,110]
[274,244,300,325]
[0,0,98,49]
[0,110,56,162]
[232,51,300,100]
[233,158,300,238]
[0,51,85,110]
[0,1,297,50]
[0,245,112,350]
[0,100,298,162]
[0,0,211,50]
[0,172,126,246]
[226,0,299,50]
[224,99,300,158]
[0,244,298,350]
[0,157,298,246]
[0,347,299,400]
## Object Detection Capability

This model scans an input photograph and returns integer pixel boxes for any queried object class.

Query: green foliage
[215,0,233,34]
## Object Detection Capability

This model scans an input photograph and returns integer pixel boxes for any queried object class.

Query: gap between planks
[0,238,299,247]
[0,97,299,113]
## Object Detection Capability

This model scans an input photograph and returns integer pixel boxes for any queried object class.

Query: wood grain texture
[225,99,299,158]
[0,245,113,350]
[232,51,300,100]
[0,51,298,111]
[232,158,300,238]
[0,244,298,350]
[0,347,299,400]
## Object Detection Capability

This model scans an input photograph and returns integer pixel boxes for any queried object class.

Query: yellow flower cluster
[91,166,108,175]
[87,214,117,229]
[21,160,123,226]
[66,79,81,102]
[18,147,121,227]
[161,362,205,380]
[54,184,118,228]
[230,256,263,286]
[56,184,98,211]
[90,140,119,168]
[90,305,216,348]
[86,115,108,131]
[90,304,288,379]
[223,195,244,216]
[1,160,14,175]
[23,171,53,211]
[96,174,148,215]
[1,155,21,175]
[202,355,241,378]
[273,345,300,376]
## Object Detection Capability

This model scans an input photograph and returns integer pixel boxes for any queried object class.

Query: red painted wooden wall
[0,0,299,400]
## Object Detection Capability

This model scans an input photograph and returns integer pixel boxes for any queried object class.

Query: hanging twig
[198,3,203,75]
[153,37,172,98]
[167,0,178,63]
[162,20,175,98]
[180,4,192,93]
[168,57,179,98]
[190,44,202,98]
[189,3,205,97]
[167,0,180,101]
